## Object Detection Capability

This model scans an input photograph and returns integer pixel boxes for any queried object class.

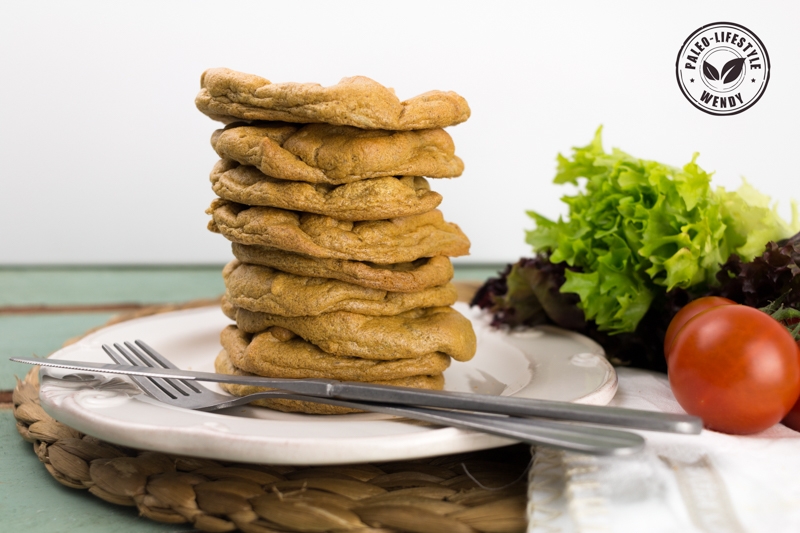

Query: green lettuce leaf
[526,127,797,334]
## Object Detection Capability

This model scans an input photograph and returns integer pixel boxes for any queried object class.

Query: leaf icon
[721,57,745,84]
[702,61,720,81]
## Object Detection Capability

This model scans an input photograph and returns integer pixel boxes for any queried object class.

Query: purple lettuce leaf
[711,231,800,309]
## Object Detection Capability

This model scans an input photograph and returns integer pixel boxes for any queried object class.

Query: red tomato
[668,305,800,434]
[664,296,736,359]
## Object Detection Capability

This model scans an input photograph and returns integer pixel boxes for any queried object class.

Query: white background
[1,1,798,265]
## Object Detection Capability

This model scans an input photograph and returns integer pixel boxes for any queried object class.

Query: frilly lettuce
[526,127,798,334]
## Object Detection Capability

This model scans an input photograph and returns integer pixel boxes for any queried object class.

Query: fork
[101,340,645,456]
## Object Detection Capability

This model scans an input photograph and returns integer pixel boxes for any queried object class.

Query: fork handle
[254,393,644,456]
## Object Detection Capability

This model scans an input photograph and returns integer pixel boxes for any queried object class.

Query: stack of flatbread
[196,68,476,413]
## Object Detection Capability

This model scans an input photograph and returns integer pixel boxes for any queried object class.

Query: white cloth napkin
[527,367,800,533]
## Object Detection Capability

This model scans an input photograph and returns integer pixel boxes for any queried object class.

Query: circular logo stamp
[676,22,770,116]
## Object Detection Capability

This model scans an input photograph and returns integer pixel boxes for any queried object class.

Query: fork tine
[132,340,207,394]
[134,340,179,369]
[101,343,179,401]
[122,342,201,397]
[101,341,233,410]
[114,343,186,399]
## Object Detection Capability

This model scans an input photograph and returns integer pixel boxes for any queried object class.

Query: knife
[11,356,702,434]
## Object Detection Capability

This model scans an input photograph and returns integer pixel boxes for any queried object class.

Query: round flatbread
[220,325,451,380]
[222,260,457,316]
[211,123,463,183]
[223,306,476,362]
[214,349,444,415]
[196,68,470,130]
[210,160,442,221]
[207,200,470,263]
[231,245,454,293]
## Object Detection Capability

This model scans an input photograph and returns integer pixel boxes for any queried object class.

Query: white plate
[39,302,617,465]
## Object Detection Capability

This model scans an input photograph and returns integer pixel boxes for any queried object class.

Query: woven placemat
[11,296,530,533]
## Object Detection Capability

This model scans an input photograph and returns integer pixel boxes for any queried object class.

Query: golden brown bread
[220,325,450,380]
[207,200,470,263]
[196,68,470,130]
[214,348,444,415]
[231,245,455,293]
[210,160,442,221]
[211,123,464,183]
[222,306,477,362]
[198,68,474,416]
[222,260,457,316]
